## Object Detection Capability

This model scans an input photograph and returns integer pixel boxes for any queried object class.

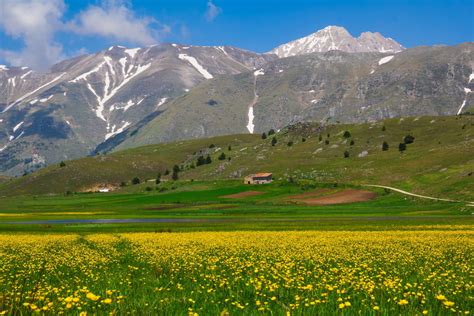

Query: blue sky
[0,0,473,70]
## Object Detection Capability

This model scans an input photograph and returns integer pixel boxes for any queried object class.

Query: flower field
[0,230,472,315]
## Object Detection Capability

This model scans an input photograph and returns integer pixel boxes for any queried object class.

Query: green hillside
[1,115,473,200]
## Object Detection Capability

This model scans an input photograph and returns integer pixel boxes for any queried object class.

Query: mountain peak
[270,26,404,57]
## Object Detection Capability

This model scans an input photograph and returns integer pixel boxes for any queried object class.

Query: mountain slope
[0,44,275,175]
[111,43,473,151]
[270,26,404,57]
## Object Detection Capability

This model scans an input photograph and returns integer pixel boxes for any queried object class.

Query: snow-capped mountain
[0,44,274,175]
[270,26,404,57]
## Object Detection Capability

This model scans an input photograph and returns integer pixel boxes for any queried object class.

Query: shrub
[209,144,215,148]
[319,135,322,141]
[382,141,389,151]
[325,140,329,145]
[343,150,350,158]
[268,129,276,136]
[350,140,355,146]
[302,137,306,142]
[132,177,141,185]
[271,137,277,146]
[287,141,293,147]
[155,173,161,185]
[164,169,170,175]
[218,152,226,160]
[206,155,212,164]
[196,156,206,166]
[228,145,232,151]
[382,126,386,132]
[59,161,66,167]
[343,131,351,138]
[120,182,127,187]
[172,170,179,181]
[399,143,406,152]
[173,165,180,173]
[404,135,415,144]
[261,132,267,139]
[145,186,153,192]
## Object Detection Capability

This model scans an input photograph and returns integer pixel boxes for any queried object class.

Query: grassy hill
[1,115,473,200]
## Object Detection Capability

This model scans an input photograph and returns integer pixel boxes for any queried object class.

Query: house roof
[253,173,272,177]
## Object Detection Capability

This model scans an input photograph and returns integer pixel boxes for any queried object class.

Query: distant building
[244,173,273,184]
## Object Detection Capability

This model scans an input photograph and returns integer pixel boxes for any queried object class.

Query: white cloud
[0,0,65,71]
[0,0,170,70]
[205,1,221,22]
[69,1,169,46]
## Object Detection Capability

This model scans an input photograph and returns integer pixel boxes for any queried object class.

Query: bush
[271,137,277,146]
[172,171,179,181]
[173,165,180,173]
[196,156,206,166]
[164,169,170,176]
[287,141,293,147]
[218,152,226,160]
[206,155,212,164]
[343,131,351,138]
[145,186,153,191]
[399,143,406,152]
[302,137,306,142]
[155,173,161,185]
[343,150,350,158]
[268,129,276,136]
[382,141,389,151]
[59,161,66,167]
[404,135,415,144]
[132,177,140,185]
[350,140,354,146]
[209,144,215,148]
[382,126,386,132]
[325,139,329,145]
[120,182,127,187]
[261,132,267,140]
[228,145,232,151]
[319,135,322,141]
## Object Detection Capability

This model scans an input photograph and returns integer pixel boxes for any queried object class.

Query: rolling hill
[1,115,472,200]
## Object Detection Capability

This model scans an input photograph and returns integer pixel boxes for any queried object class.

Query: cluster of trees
[196,155,212,166]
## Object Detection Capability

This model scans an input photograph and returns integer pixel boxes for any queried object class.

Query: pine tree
[271,137,277,146]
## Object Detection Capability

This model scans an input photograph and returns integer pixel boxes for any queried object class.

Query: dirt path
[363,185,474,206]
[290,189,377,205]
[221,191,265,199]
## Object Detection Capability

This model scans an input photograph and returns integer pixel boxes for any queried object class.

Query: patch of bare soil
[220,191,265,199]
[287,189,332,199]
[290,189,377,205]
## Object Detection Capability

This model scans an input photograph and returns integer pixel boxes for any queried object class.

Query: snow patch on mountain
[125,48,140,58]
[13,121,24,132]
[378,55,394,65]
[2,73,65,113]
[70,62,105,83]
[457,73,474,115]
[105,121,131,140]
[246,107,255,133]
[178,54,213,79]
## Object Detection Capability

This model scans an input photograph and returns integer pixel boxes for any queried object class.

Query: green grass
[1,115,472,201]
[0,180,471,233]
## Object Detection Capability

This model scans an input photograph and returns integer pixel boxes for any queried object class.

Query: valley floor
[0,181,472,315]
